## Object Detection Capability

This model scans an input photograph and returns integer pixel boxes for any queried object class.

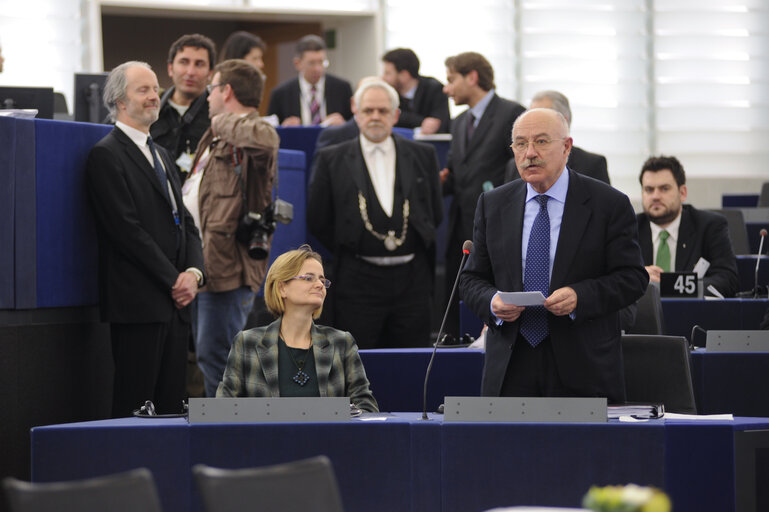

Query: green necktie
[656,230,671,272]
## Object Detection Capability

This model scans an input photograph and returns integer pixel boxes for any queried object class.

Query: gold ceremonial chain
[357,191,410,252]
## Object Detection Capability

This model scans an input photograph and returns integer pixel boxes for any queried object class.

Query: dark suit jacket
[267,73,353,124]
[637,204,739,297]
[85,127,204,323]
[396,76,450,133]
[445,94,526,248]
[460,170,648,403]
[505,146,610,185]
[315,117,359,151]
[308,135,443,266]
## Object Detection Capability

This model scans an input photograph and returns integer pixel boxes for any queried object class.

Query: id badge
[176,151,194,174]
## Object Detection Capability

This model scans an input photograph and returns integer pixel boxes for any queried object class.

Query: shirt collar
[403,83,417,100]
[299,74,325,95]
[359,133,395,155]
[469,89,495,120]
[115,120,151,148]
[525,165,569,204]
[650,209,682,242]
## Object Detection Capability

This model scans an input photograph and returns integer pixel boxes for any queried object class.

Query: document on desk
[498,291,546,306]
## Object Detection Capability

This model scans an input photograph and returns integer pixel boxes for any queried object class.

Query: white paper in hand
[498,291,546,306]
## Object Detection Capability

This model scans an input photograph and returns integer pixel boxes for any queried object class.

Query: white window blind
[385,0,769,200]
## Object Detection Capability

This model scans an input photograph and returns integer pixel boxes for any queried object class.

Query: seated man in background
[637,155,739,297]
[151,33,216,180]
[505,90,610,185]
[381,48,450,134]
[308,79,443,349]
[268,34,352,127]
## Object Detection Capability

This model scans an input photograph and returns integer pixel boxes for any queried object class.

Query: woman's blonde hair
[263,245,324,319]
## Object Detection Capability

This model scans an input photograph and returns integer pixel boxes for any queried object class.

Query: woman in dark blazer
[217,245,378,412]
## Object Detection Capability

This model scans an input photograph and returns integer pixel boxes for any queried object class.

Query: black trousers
[500,336,577,398]
[333,250,432,350]
[110,312,188,417]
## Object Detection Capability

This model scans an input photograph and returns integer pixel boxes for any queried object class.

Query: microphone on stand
[737,228,767,298]
[752,228,767,298]
[422,240,473,420]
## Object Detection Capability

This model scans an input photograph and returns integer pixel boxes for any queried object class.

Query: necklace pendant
[293,369,310,386]
[384,231,398,251]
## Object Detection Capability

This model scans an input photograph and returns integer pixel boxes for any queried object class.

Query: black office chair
[625,284,665,335]
[621,334,697,414]
[759,182,769,207]
[710,208,751,255]
[193,455,344,512]
[2,468,161,512]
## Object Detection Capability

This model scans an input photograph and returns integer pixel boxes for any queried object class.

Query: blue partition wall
[0,117,307,309]
[268,149,306,269]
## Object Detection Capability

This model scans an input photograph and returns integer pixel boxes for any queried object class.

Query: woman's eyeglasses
[288,274,331,289]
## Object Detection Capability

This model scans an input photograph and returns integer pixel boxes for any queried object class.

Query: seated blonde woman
[217,245,378,412]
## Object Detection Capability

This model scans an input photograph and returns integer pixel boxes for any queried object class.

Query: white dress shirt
[298,75,326,126]
[359,134,396,217]
[650,212,682,271]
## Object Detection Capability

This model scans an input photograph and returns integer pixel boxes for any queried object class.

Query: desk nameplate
[706,330,769,352]
[443,397,607,423]
[188,397,350,423]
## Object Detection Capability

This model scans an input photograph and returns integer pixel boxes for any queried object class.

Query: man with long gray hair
[85,61,204,417]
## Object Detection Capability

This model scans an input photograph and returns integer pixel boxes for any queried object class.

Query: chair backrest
[625,284,665,335]
[193,456,344,512]
[710,208,751,255]
[2,468,161,512]
[621,334,697,414]
[759,182,769,207]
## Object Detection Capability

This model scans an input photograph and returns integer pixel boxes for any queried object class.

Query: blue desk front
[690,349,769,416]
[31,415,769,512]
[359,348,484,413]
[662,298,768,338]
[359,347,769,418]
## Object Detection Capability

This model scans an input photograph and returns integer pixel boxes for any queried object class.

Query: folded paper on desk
[608,404,664,419]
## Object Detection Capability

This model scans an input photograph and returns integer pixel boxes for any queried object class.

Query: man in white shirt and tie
[267,34,352,127]
[636,155,739,297]
[308,78,443,349]
[85,61,204,416]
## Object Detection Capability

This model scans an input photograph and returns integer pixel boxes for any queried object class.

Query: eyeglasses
[288,274,331,289]
[511,138,566,152]
[206,83,226,93]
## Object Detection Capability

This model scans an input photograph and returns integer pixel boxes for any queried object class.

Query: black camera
[235,199,293,260]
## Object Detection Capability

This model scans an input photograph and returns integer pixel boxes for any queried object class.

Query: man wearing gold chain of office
[309,78,443,349]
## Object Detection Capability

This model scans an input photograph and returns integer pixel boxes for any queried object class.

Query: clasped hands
[492,286,577,323]
[171,271,199,309]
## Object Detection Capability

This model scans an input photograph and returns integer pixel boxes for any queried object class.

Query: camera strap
[230,144,279,215]
[230,145,248,216]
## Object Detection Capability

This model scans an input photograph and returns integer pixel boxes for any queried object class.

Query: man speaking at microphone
[459,108,648,403]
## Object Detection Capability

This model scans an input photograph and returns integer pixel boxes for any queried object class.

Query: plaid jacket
[217,318,379,412]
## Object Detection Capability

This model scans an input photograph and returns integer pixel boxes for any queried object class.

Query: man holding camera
[182,59,279,396]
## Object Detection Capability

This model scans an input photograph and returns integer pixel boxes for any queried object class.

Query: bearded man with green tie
[636,155,739,297]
